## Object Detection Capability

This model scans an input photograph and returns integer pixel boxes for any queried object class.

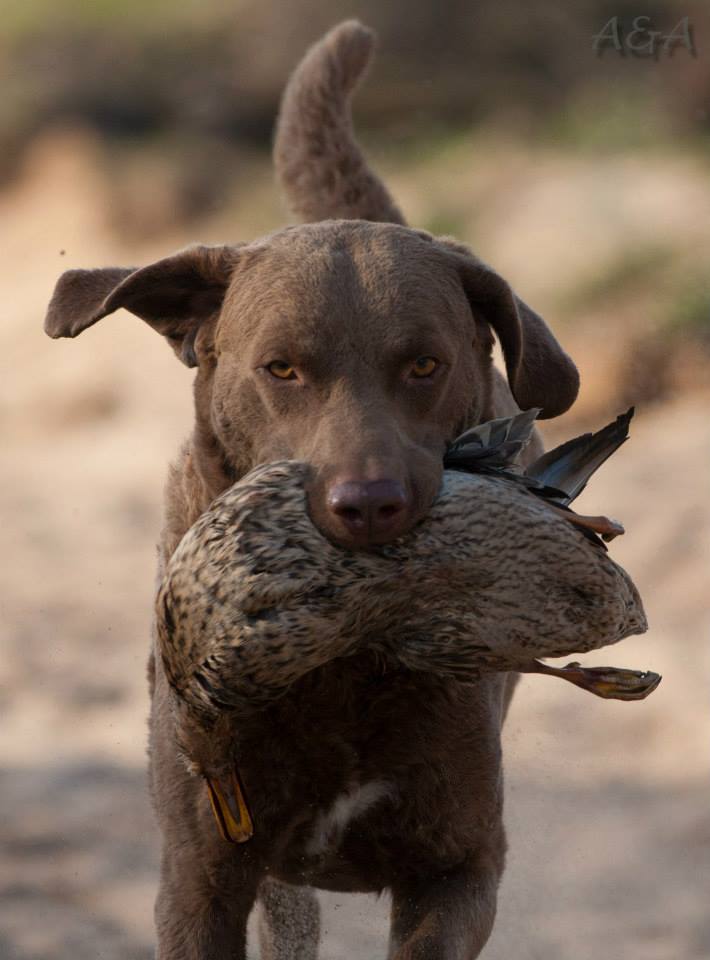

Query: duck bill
[205,768,254,843]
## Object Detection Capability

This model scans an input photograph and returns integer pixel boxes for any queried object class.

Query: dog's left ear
[44,245,236,367]
[442,242,579,419]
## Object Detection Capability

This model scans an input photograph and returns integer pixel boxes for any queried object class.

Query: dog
[44,20,578,960]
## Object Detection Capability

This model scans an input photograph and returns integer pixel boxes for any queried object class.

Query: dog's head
[45,220,577,548]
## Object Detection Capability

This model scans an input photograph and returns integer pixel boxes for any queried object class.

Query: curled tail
[274,20,405,225]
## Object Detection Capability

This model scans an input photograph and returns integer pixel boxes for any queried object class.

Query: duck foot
[523,659,661,701]
[548,505,625,542]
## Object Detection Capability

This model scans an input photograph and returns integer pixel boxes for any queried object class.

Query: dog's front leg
[258,878,320,959]
[387,854,501,960]
[154,851,259,960]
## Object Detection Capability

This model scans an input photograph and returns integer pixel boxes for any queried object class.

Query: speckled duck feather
[157,453,647,727]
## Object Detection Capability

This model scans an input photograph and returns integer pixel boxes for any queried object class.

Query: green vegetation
[0,0,705,182]
[663,277,710,344]
[562,245,672,312]
[1,0,212,37]
[544,89,674,152]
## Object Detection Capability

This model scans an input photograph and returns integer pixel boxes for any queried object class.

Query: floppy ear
[44,245,236,368]
[441,243,579,419]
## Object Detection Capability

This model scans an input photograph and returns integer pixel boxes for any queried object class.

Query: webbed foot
[525,659,661,700]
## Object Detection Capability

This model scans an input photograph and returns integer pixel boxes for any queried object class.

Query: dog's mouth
[306,478,433,551]
[315,510,416,551]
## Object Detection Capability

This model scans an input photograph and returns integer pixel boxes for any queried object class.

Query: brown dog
[44,21,578,960]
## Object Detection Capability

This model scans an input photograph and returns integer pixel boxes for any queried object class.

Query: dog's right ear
[44,245,236,367]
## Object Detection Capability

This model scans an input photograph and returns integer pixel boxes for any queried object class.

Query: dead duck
[156,409,657,842]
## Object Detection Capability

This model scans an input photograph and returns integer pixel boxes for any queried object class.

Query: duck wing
[525,407,634,507]
[444,407,540,471]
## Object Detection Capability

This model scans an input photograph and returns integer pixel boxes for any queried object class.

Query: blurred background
[1,1,709,957]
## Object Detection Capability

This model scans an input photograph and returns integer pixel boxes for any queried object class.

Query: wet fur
[45,20,580,960]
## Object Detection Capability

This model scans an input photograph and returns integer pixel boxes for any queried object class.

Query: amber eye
[266,360,296,380]
[410,356,438,378]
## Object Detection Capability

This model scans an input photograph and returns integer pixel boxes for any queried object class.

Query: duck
[155,408,659,842]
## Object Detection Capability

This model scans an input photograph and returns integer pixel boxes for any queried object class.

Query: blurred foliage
[543,89,673,150]
[617,270,710,409]
[562,245,672,311]
[1,0,709,184]
[664,275,710,343]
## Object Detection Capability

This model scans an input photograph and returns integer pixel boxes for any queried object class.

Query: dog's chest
[304,780,396,858]
[230,657,506,890]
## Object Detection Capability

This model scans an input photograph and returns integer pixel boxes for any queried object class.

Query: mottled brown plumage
[157,459,647,728]
[155,436,654,846]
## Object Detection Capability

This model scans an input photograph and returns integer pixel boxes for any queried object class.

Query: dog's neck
[159,438,230,568]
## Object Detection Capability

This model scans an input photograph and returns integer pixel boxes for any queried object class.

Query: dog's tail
[274,20,405,225]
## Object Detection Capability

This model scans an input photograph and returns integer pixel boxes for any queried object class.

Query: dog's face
[209,224,490,547]
[45,220,578,548]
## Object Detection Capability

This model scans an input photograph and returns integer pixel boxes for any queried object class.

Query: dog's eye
[410,357,438,378]
[267,361,297,380]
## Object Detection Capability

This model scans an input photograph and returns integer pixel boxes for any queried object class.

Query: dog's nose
[326,479,409,541]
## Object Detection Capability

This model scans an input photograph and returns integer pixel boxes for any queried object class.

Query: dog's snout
[327,479,409,541]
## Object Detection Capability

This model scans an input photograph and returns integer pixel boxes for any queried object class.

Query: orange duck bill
[205,768,254,843]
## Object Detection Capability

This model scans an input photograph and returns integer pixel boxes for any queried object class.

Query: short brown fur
[45,21,579,959]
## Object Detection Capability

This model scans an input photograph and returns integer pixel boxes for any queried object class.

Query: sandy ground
[1,133,709,958]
